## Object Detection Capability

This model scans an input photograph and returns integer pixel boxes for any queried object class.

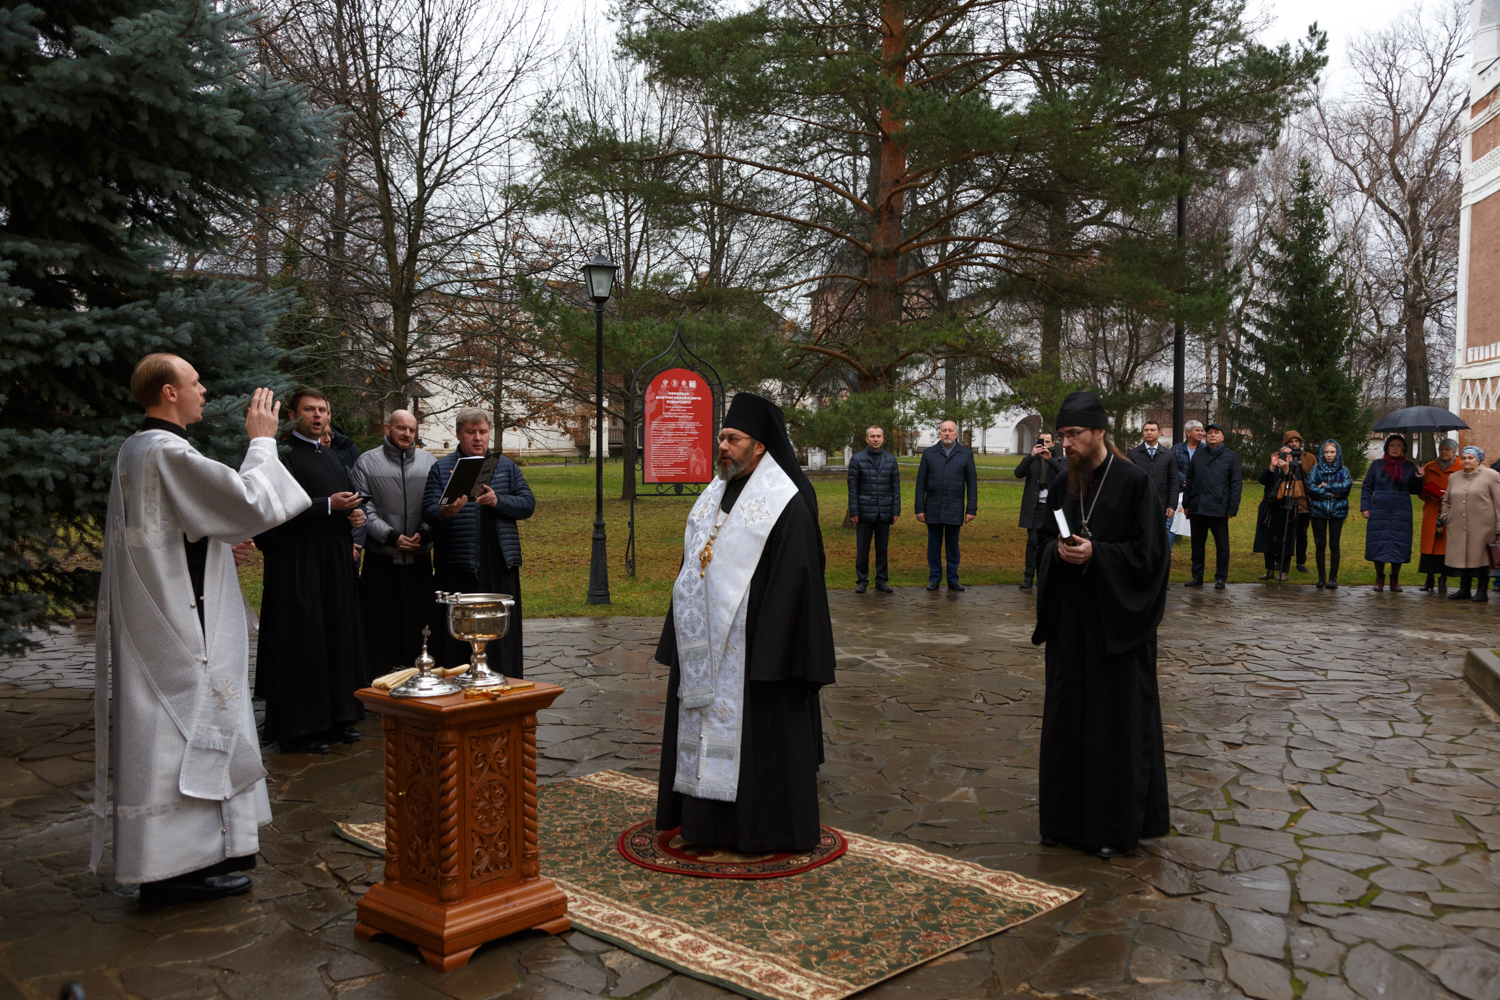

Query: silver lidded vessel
[389,625,462,698]
[435,591,514,688]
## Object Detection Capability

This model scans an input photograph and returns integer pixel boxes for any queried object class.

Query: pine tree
[1232,161,1371,474]
[0,0,332,650]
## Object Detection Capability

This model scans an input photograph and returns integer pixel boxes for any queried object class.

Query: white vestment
[670,458,797,802]
[92,430,310,882]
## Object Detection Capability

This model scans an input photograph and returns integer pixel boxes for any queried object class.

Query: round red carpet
[617,820,847,879]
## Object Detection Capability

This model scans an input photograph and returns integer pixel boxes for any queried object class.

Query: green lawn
[238,463,1428,618]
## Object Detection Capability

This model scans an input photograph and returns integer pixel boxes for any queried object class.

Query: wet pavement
[2,584,1500,1000]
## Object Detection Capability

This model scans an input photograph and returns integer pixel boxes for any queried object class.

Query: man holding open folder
[422,407,535,677]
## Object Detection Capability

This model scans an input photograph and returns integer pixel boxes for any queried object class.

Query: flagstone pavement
[3,583,1500,1000]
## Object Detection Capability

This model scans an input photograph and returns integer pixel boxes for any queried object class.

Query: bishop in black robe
[654,393,836,853]
[1033,391,1171,855]
[255,432,369,750]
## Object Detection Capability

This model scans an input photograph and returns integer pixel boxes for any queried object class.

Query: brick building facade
[1452,0,1500,456]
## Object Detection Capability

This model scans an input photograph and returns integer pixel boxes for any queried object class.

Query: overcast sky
[1255,0,1444,91]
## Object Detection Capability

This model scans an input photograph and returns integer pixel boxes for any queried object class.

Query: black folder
[440,452,501,505]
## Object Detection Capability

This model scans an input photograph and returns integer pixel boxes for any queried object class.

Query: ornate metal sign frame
[625,328,724,578]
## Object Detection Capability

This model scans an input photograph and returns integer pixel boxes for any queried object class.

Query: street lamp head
[582,253,619,304]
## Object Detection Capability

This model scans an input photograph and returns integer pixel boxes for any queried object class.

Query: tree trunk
[862,0,906,393]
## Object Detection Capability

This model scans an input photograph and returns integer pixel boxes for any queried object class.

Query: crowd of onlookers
[845,418,1500,600]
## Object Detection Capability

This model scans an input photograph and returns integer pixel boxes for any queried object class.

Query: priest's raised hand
[93,355,313,905]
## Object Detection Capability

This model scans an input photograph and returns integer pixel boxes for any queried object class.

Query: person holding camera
[1015,431,1064,589]
[1361,433,1419,592]
[1253,431,1314,582]
[1306,439,1352,589]
[1440,445,1500,602]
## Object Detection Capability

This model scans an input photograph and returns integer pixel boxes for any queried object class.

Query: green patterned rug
[337,770,1079,1000]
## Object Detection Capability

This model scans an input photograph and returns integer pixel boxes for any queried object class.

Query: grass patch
[236,462,1427,618]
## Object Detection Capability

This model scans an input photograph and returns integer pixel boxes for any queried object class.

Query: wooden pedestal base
[354,683,570,970]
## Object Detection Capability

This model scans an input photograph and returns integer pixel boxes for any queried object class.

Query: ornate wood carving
[356,684,569,972]
[402,731,438,885]
[382,715,401,884]
[437,727,461,903]
[521,712,539,879]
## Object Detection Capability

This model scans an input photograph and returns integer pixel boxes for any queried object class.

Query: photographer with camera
[1016,432,1064,590]
[1253,431,1314,582]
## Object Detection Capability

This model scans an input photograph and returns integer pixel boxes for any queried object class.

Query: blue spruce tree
[0,0,332,650]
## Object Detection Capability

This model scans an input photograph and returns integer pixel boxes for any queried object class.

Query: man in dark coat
[1126,420,1181,553]
[1183,422,1243,589]
[423,407,535,677]
[1034,390,1170,857]
[847,425,900,593]
[915,420,978,591]
[654,392,836,852]
[1015,431,1063,589]
[254,387,370,755]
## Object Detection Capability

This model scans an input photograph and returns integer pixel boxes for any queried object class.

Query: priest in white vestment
[92,354,310,904]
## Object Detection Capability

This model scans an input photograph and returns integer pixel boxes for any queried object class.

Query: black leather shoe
[947,582,965,592]
[855,582,867,594]
[1184,578,1203,588]
[1474,591,1489,604]
[283,737,332,755]
[333,728,361,744]
[140,873,252,906]
[926,582,940,591]
[1296,564,1309,573]
[1316,579,1326,589]
[1214,580,1226,590]
[1095,845,1135,859]
[875,583,893,593]
[1020,576,1033,590]
[1328,578,1338,589]
[1450,590,1473,601]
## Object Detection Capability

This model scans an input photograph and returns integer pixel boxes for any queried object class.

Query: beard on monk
[1031,390,1171,857]
[652,392,836,852]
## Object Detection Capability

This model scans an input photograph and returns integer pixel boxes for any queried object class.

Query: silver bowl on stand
[435,591,514,688]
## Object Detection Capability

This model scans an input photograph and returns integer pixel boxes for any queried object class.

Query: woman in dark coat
[1360,433,1420,592]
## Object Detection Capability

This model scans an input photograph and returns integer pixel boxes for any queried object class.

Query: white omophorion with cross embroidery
[670,457,797,802]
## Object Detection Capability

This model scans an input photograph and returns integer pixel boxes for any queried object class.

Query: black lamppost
[583,253,618,605]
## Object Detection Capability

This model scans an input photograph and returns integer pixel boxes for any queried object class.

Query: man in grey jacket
[351,410,436,676]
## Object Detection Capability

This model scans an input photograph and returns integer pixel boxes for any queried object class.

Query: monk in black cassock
[654,393,836,852]
[254,388,370,755]
[1033,391,1171,856]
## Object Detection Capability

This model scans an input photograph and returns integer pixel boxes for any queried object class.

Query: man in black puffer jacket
[422,407,535,676]
[848,425,901,593]
[1182,422,1243,589]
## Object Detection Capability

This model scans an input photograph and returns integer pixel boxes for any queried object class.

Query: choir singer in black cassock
[1033,391,1171,857]
[654,393,836,853]
[254,387,370,756]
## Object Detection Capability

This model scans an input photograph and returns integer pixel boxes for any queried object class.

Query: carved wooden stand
[353,684,570,971]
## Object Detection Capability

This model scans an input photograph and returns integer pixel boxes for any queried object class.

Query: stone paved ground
[3,585,1500,1000]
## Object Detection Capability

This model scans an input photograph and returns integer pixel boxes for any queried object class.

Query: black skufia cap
[1054,391,1109,430]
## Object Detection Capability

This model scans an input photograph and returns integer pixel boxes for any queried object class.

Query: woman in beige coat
[1441,445,1500,602]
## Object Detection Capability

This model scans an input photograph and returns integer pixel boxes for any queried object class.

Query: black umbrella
[1372,405,1469,434]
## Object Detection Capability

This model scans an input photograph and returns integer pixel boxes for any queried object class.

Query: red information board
[644,368,714,483]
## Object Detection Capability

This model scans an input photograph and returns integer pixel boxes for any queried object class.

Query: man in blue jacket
[847,425,900,593]
[423,407,535,677]
[915,420,978,591]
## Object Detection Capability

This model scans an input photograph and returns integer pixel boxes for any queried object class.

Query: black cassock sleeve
[1032,459,1170,656]
[655,494,836,687]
